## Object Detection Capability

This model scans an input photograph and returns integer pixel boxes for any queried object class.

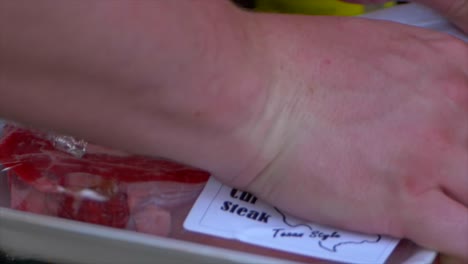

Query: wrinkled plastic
[0,124,210,237]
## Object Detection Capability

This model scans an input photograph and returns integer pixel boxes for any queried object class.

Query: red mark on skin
[404,175,423,197]
[322,59,332,66]
[402,163,437,198]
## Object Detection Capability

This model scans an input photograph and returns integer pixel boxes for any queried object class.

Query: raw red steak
[0,125,209,235]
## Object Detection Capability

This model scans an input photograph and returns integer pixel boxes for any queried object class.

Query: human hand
[223,14,468,260]
[343,0,468,33]
[1,1,466,260]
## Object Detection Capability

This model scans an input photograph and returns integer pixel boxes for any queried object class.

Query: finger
[440,151,468,207]
[414,0,468,33]
[401,191,468,260]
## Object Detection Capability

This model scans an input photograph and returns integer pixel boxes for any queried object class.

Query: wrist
[129,6,279,184]
[221,13,321,188]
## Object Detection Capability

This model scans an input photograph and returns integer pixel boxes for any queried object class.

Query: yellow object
[255,0,394,16]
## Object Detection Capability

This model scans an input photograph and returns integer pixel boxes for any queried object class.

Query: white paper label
[184,177,400,264]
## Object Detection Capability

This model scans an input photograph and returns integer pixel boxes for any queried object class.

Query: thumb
[414,0,468,33]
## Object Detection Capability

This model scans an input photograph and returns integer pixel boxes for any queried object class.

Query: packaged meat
[1,5,450,262]
[0,125,338,263]
[0,124,438,264]
[0,124,209,236]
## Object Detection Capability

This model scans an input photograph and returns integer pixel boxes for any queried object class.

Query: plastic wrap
[0,124,210,237]
[0,124,338,264]
[0,125,438,264]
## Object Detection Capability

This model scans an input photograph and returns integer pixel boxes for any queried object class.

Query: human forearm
[0,0,269,176]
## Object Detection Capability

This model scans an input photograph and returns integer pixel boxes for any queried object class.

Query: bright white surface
[361,3,467,41]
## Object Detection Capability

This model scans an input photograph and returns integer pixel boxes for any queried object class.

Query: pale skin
[0,0,467,261]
